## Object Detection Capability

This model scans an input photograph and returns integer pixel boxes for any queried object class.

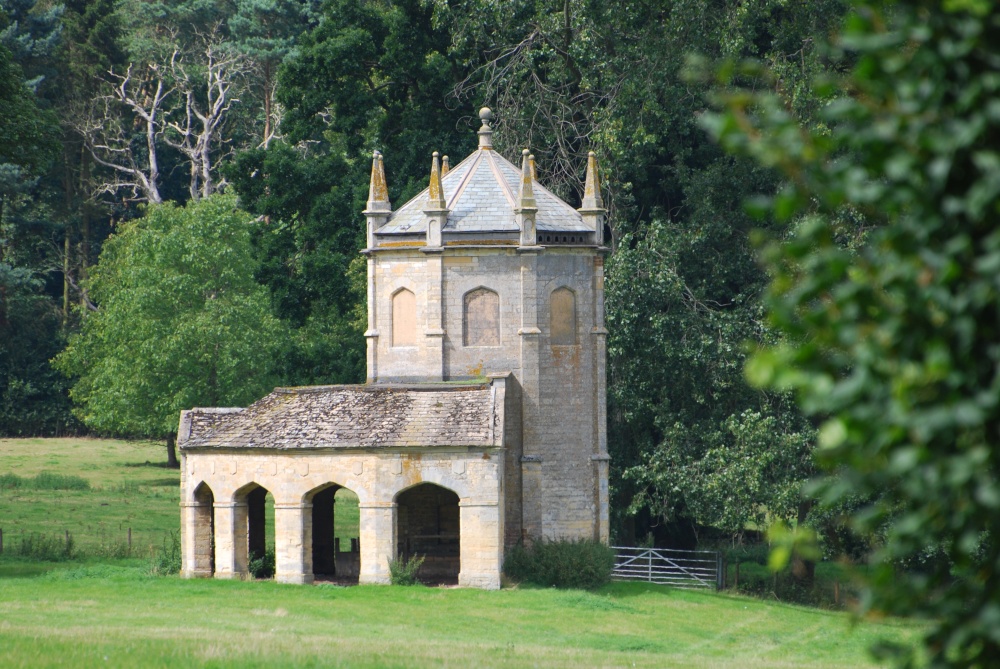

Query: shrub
[32,472,90,490]
[0,472,89,491]
[149,532,182,575]
[248,548,275,579]
[388,554,425,586]
[0,473,22,490]
[12,532,75,561]
[503,539,615,589]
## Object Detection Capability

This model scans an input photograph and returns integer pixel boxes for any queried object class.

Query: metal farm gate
[612,547,722,589]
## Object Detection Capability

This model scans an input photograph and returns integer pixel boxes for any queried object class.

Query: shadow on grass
[0,561,61,578]
[601,581,683,598]
[143,478,181,487]
[123,461,176,470]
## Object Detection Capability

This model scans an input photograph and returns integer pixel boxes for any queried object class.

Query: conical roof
[376,111,591,240]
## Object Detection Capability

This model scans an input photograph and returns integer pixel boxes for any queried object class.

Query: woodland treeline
[0,0,847,543]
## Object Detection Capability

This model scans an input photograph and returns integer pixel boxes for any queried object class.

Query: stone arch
[463,287,500,347]
[305,482,361,582]
[191,481,215,576]
[550,286,577,345]
[394,482,461,584]
[234,481,274,578]
[391,287,417,347]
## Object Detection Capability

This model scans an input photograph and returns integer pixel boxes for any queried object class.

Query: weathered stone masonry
[179,108,609,589]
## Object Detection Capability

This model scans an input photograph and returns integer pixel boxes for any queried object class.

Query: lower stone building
[179,109,609,589]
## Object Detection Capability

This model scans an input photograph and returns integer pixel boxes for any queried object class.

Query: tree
[0,263,79,436]
[227,0,318,147]
[55,194,286,466]
[0,41,59,222]
[225,0,471,387]
[705,0,1000,665]
[77,0,254,205]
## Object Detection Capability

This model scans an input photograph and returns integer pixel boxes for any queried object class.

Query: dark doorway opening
[396,483,460,584]
[310,485,360,584]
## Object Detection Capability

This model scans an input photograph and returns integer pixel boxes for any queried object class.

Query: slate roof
[179,384,500,450]
[378,149,591,236]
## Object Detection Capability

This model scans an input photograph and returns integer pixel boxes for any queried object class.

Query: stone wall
[368,245,609,544]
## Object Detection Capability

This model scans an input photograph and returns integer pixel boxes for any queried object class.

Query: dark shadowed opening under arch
[396,483,460,584]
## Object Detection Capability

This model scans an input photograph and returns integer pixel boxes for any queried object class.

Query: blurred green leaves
[704,1,1000,665]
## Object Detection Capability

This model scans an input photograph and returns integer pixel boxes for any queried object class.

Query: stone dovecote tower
[177,108,608,590]
[365,108,610,544]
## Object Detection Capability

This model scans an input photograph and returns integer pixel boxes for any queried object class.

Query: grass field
[0,438,358,557]
[0,438,921,667]
[0,561,920,669]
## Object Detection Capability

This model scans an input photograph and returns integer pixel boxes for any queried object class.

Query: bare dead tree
[74,61,175,204]
[165,30,245,200]
[260,82,284,149]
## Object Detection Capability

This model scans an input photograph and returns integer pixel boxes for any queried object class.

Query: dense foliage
[54,195,284,464]
[504,539,615,590]
[706,0,1000,665]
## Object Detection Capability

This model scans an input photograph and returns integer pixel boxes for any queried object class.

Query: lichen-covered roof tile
[180,384,498,450]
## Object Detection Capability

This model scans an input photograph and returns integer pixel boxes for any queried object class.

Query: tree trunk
[791,500,815,586]
[166,433,179,469]
[63,231,70,323]
[263,61,273,148]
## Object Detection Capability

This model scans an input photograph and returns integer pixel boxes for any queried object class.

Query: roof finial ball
[478,107,494,150]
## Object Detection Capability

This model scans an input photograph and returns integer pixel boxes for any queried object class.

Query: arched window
[550,287,577,345]
[392,288,417,347]
[464,288,500,346]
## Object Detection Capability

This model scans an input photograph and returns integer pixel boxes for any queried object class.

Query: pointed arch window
[392,288,417,347]
[550,287,577,345]
[464,288,500,346]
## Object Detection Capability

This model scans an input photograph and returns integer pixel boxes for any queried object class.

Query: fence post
[128,527,132,550]
[0,528,3,554]
[716,553,723,590]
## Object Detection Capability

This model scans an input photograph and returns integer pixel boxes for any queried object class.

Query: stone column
[213,501,248,579]
[520,456,543,540]
[591,454,611,543]
[519,250,542,539]
[180,501,213,578]
[358,501,396,585]
[458,500,502,590]
[274,502,313,584]
[364,254,379,382]
[591,253,610,543]
[423,250,445,381]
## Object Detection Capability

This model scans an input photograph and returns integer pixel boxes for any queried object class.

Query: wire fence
[0,527,177,561]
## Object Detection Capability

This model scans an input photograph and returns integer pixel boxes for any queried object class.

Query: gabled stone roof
[179,384,500,450]
[378,149,591,236]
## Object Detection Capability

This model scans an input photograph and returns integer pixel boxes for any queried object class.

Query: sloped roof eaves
[181,385,500,451]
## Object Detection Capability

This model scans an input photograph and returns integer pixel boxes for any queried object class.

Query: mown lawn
[0,438,921,667]
[0,561,919,669]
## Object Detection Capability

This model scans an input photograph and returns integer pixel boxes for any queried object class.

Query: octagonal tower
[363,109,610,543]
